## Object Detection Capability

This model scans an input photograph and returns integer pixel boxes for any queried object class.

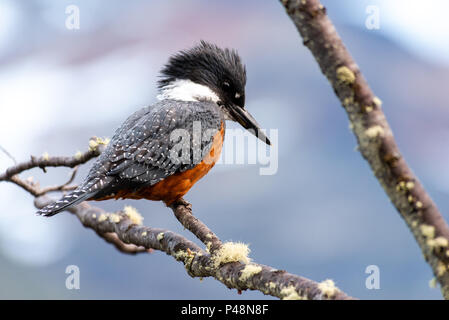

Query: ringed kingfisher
[37,41,270,217]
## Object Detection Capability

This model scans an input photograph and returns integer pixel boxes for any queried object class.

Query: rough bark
[280,0,449,298]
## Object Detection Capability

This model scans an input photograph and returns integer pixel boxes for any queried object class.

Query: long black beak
[228,104,271,146]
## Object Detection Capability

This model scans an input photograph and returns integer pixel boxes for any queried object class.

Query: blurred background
[1,0,449,299]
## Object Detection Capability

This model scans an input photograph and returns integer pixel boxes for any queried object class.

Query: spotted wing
[87,99,223,199]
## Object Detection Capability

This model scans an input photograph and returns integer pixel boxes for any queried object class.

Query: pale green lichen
[98,214,107,222]
[92,214,96,219]
[416,201,423,209]
[74,151,82,160]
[174,248,196,272]
[336,66,356,84]
[427,236,449,250]
[343,96,354,106]
[436,261,447,276]
[141,231,147,237]
[406,181,415,190]
[89,137,110,152]
[373,96,383,107]
[318,279,339,298]
[240,264,262,282]
[123,205,143,225]
[206,241,213,253]
[420,224,435,239]
[42,152,49,161]
[89,140,98,151]
[109,213,121,223]
[365,125,384,138]
[174,250,189,261]
[365,105,373,113]
[212,242,250,268]
[280,285,306,300]
[429,277,437,288]
[157,232,164,242]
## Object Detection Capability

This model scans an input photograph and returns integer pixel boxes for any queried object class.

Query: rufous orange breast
[98,122,225,205]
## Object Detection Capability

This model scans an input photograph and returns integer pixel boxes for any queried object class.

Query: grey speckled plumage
[36,40,270,217]
[37,99,223,216]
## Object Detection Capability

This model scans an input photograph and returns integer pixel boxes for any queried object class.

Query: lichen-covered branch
[1,139,355,300]
[280,0,449,298]
[33,195,353,300]
[97,232,150,254]
[170,199,223,253]
[0,136,107,181]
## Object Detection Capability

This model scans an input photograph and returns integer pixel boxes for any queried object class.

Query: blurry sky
[0,0,449,299]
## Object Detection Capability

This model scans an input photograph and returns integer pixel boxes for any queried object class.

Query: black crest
[158,40,247,108]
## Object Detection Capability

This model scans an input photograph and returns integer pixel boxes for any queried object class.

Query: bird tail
[37,175,115,217]
[36,187,94,217]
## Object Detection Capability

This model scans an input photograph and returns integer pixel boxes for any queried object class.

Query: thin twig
[37,166,79,196]
[0,145,17,164]
[9,175,40,197]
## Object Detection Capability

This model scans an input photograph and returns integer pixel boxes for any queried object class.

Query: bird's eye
[235,92,241,99]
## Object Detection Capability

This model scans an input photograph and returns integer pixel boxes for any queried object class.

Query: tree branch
[280,0,449,298]
[1,139,355,299]
[32,195,353,300]
[38,166,79,195]
[170,199,223,253]
[0,137,107,181]
[97,232,151,254]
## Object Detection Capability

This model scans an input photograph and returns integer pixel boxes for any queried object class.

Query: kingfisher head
[158,40,270,145]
